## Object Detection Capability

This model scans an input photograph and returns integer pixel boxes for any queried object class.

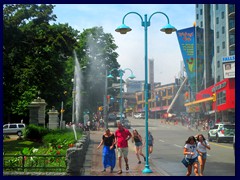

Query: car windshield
[223,125,235,136]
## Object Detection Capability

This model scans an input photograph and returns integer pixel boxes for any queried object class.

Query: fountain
[72,51,82,125]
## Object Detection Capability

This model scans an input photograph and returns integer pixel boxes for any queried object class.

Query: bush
[24,124,50,142]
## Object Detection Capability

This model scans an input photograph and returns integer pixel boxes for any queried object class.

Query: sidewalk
[82,129,169,176]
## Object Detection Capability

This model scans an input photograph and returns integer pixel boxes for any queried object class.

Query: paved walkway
[82,128,169,176]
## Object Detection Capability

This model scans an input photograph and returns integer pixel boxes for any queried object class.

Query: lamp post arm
[148,11,170,24]
[123,68,134,74]
[122,11,144,26]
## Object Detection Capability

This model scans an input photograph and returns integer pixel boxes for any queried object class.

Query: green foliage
[24,124,50,142]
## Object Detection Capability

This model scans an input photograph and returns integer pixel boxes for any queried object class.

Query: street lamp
[107,68,136,124]
[116,11,176,174]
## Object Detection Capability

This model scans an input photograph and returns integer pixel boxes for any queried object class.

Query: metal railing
[3,154,66,172]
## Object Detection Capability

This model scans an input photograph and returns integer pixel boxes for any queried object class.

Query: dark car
[108,113,116,122]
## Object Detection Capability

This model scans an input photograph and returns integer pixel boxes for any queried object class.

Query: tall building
[184,4,236,123]
[196,4,235,90]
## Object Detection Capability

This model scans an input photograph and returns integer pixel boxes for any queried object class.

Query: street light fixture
[116,11,176,174]
[107,68,136,124]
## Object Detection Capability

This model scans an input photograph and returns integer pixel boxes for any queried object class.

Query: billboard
[176,27,197,93]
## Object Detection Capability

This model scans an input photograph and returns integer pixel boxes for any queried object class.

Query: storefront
[185,78,235,123]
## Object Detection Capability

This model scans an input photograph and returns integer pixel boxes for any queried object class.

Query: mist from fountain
[73,51,82,125]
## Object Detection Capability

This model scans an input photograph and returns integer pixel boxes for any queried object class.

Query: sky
[52,4,195,85]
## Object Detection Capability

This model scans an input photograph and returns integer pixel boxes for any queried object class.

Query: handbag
[181,157,190,167]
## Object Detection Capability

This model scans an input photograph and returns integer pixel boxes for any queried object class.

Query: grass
[3,137,42,155]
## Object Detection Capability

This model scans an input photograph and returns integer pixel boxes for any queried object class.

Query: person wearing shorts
[196,134,211,176]
[132,129,146,164]
[115,121,132,174]
[183,136,199,176]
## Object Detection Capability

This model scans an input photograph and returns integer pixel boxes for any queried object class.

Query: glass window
[222,26,225,34]
[200,21,203,27]
[217,46,220,53]
[197,14,199,20]
[222,41,225,49]
[217,61,220,68]
[221,11,224,19]
[216,4,218,10]
[200,9,203,15]
[217,31,219,38]
[216,17,219,24]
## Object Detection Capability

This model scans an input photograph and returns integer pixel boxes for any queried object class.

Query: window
[200,21,203,27]
[217,90,226,105]
[222,26,225,34]
[216,4,218,10]
[217,61,220,68]
[221,11,224,19]
[216,17,219,24]
[217,31,219,38]
[217,46,220,53]
[222,41,225,49]
[200,9,203,15]
[197,14,199,20]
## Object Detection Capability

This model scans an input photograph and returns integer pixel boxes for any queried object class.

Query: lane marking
[174,144,183,148]
[209,142,234,149]
[159,139,165,142]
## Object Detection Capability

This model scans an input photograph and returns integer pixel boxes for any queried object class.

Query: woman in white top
[196,134,211,176]
[183,136,199,176]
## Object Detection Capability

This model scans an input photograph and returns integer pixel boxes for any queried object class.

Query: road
[127,117,235,176]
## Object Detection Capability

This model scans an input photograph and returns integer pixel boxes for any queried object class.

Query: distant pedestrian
[147,131,154,158]
[196,134,211,176]
[183,136,199,176]
[97,128,116,173]
[132,129,146,164]
[115,121,132,174]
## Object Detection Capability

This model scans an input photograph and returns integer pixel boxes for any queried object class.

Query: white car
[3,123,26,136]
[208,123,235,143]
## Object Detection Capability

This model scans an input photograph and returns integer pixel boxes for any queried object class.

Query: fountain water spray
[72,51,82,125]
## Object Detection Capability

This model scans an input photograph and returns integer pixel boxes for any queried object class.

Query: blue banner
[176,27,197,94]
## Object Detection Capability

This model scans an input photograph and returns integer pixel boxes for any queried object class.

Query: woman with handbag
[183,136,199,176]
[97,128,116,173]
[196,134,211,176]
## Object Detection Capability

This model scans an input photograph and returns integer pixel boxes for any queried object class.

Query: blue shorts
[198,152,207,159]
[135,141,143,147]
[186,157,198,165]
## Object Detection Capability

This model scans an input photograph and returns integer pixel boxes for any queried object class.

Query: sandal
[126,164,129,170]
[117,170,122,174]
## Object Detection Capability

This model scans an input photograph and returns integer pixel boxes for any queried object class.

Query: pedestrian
[147,131,154,158]
[183,136,199,176]
[97,128,116,173]
[115,121,132,174]
[196,134,211,176]
[132,129,146,164]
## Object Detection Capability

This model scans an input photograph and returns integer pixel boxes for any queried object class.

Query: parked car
[3,123,26,136]
[208,123,235,143]
[108,113,117,122]
[122,119,131,129]
[233,134,235,156]
[133,113,144,119]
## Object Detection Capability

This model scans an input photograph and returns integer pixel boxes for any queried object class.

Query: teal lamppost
[107,68,136,124]
[115,11,176,174]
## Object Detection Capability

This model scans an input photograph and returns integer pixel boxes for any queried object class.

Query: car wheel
[208,134,212,142]
[17,131,22,136]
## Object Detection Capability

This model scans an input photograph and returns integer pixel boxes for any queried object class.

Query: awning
[184,97,213,107]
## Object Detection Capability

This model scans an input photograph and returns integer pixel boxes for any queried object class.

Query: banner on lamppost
[176,27,197,94]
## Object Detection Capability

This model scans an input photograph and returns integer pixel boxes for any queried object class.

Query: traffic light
[212,93,216,102]
[148,83,151,99]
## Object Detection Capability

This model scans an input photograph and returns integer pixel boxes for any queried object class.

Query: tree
[3,4,79,123]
